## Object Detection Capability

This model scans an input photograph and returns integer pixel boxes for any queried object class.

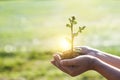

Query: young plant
[60,16,86,59]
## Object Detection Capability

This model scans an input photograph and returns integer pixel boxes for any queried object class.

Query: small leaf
[66,24,71,28]
[81,26,86,30]
[79,27,82,32]
[79,26,86,33]
[69,18,72,23]
[72,16,76,20]
[73,21,77,24]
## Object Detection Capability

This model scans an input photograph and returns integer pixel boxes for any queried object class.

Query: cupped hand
[51,54,96,77]
[74,46,101,57]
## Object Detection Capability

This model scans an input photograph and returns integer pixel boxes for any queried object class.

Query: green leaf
[81,26,86,30]
[69,18,72,23]
[72,16,76,20]
[79,26,86,33]
[79,27,82,32]
[73,21,77,24]
[66,24,71,28]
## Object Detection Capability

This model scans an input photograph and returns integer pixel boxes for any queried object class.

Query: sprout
[66,16,86,53]
[60,16,86,59]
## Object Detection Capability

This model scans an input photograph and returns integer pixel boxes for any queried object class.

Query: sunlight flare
[59,38,70,50]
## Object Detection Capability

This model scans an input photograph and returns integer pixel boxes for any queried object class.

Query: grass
[0,46,119,80]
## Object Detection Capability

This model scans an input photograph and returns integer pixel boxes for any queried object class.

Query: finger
[51,59,61,68]
[53,55,68,72]
[60,59,76,66]
[51,60,55,65]
[51,58,75,75]
[54,54,61,61]
[52,54,74,74]
[74,46,90,54]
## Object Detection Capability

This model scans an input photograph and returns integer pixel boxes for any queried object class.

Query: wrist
[86,56,98,70]
[92,57,103,71]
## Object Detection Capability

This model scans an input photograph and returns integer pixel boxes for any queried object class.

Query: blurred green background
[0,0,120,80]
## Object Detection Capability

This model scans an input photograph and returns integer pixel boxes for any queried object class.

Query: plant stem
[71,22,74,53]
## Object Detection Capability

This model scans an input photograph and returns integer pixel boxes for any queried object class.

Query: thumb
[74,46,90,55]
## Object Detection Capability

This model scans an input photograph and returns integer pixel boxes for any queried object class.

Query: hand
[60,46,102,59]
[51,54,96,77]
[75,46,102,57]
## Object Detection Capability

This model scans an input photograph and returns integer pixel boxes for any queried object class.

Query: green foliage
[27,51,53,60]
[0,52,16,58]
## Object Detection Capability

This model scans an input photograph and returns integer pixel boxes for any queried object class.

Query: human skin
[75,46,120,69]
[51,54,94,77]
[51,47,120,80]
[93,57,120,80]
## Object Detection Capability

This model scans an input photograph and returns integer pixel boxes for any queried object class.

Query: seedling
[60,16,86,59]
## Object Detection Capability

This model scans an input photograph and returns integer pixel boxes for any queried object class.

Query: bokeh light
[59,38,70,51]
